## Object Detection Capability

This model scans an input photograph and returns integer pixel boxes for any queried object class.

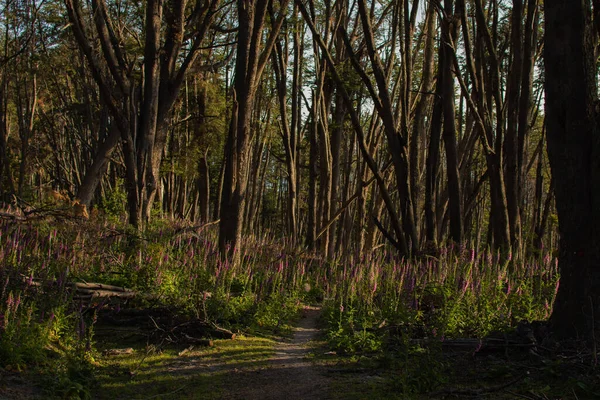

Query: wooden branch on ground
[440,338,536,349]
[22,275,138,301]
[102,348,135,356]
[182,335,213,347]
[0,211,26,221]
[173,220,220,236]
[73,282,133,292]
[74,289,137,300]
[173,320,236,340]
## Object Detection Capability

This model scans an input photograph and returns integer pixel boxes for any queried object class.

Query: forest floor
[91,304,387,400]
[3,303,600,399]
[0,304,391,400]
[218,305,330,399]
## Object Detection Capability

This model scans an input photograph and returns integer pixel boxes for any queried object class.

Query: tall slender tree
[218,0,289,258]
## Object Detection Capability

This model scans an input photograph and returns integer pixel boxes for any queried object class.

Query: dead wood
[171,320,236,340]
[96,306,235,347]
[0,211,26,221]
[75,289,137,299]
[102,348,135,356]
[73,282,132,292]
[181,335,213,347]
[22,276,138,301]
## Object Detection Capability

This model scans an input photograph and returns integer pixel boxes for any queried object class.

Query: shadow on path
[222,305,330,400]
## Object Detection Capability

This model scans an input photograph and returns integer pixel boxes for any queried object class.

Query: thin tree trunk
[198,152,210,223]
[505,0,524,251]
[77,124,121,206]
[411,4,436,243]
[441,0,463,244]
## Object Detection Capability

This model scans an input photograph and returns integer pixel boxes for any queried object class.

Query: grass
[0,206,598,399]
[93,336,276,400]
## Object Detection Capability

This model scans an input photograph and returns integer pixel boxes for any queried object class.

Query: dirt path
[1,306,334,400]
[223,305,330,400]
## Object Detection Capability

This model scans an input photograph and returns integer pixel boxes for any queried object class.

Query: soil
[221,305,331,399]
[0,370,43,400]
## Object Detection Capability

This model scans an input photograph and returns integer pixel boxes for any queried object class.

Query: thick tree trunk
[220,92,244,256]
[219,0,287,258]
[545,0,600,339]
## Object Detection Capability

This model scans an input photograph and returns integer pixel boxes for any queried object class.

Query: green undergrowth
[311,345,600,399]
[0,215,309,398]
[314,250,600,398]
[1,212,597,399]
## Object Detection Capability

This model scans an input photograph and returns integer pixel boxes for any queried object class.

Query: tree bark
[411,4,436,243]
[504,0,523,251]
[545,0,600,339]
[77,124,121,207]
[441,0,463,244]
[219,0,288,258]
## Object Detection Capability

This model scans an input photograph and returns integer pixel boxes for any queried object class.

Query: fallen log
[102,348,135,356]
[174,320,236,340]
[441,337,535,349]
[73,282,133,293]
[0,211,26,221]
[21,276,138,301]
[75,288,137,299]
[182,335,214,347]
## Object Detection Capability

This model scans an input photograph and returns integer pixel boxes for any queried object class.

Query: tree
[545,0,600,339]
[64,0,221,227]
[218,0,288,258]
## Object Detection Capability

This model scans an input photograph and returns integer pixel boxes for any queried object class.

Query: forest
[1,0,599,398]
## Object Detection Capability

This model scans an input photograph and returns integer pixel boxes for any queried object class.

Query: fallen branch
[102,348,135,356]
[0,211,26,221]
[22,276,138,301]
[74,289,137,299]
[173,220,220,236]
[73,282,132,292]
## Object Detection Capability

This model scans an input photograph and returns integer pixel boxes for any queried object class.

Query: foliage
[99,179,128,220]
[317,247,559,395]
[0,208,565,397]
[0,218,96,398]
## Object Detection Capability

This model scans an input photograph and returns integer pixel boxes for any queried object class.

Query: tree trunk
[425,27,444,244]
[411,4,436,241]
[219,0,288,258]
[77,124,121,206]
[505,0,524,251]
[442,0,463,244]
[197,153,210,223]
[307,90,319,249]
[545,0,600,339]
